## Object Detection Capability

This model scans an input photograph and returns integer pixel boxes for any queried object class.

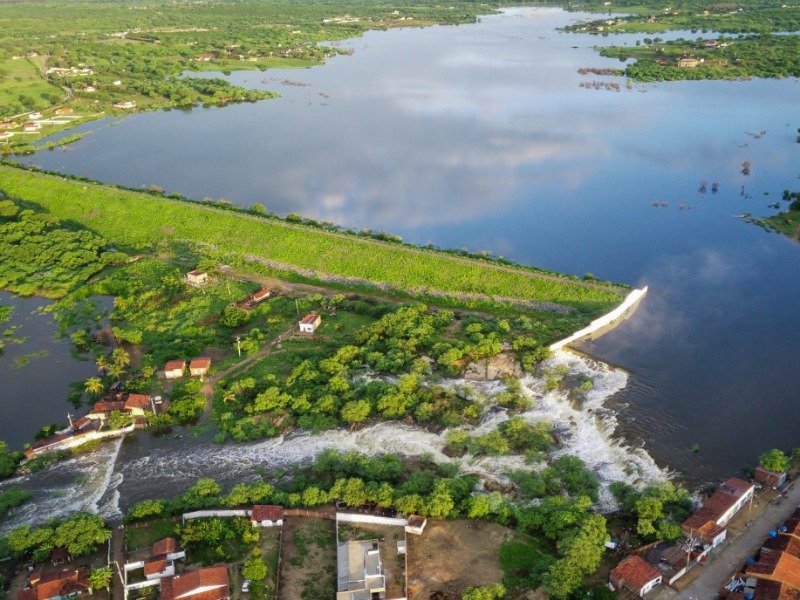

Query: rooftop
[251,505,284,522]
[610,555,662,591]
[17,567,90,600]
[125,394,151,410]
[337,540,384,594]
[161,566,228,600]
[164,360,185,371]
[299,313,320,325]
[189,357,212,370]
[746,548,800,588]
[754,580,800,600]
[682,477,754,535]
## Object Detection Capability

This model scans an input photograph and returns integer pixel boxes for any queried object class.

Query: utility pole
[295,299,300,316]
[235,335,242,357]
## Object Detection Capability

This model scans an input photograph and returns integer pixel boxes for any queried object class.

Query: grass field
[0,165,626,313]
[0,58,64,117]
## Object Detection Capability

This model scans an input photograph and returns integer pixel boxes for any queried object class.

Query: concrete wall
[336,513,407,526]
[549,286,648,352]
[182,509,249,521]
[27,425,135,458]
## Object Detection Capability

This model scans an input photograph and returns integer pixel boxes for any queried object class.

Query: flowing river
[4,7,800,523]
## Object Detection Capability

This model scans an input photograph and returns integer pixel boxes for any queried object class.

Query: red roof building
[298,313,321,333]
[189,358,211,377]
[90,400,127,414]
[251,288,271,302]
[755,467,787,489]
[164,360,186,380]
[124,394,152,412]
[152,538,177,556]
[251,505,284,526]
[754,580,800,600]
[160,566,229,600]
[609,555,663,597]
[682,478,755,542]
[17,567,91,600]
[746,548,800,588]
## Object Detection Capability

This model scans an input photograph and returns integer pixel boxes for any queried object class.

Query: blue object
[769,529,778,537]
[746,557,755,565]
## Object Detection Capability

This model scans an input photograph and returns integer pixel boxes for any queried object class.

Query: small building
[251,288,271,303]
[298,313,321,333]
[677,58,701,68]
[17,567,91,600]
[54,107,74,115]
[609,555,663,597]
[124,393,153,416]
[87,399,127,419]
[405,515,427,535]
[160,566,230,600]
[28,112,43,120]
[755,466,787,489]
[189,357,212,378]
[113,100,136,109]
[336,540,385,600]
[123,537,186,590]
[251,504,284,527]
[746,547,800,589]
[186,270,209,286]
[22,122,42,132]
[164,360,186,380]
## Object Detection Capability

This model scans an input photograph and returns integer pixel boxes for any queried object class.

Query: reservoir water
[5,7,800,517]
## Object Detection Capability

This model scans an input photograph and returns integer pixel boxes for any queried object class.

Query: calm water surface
[0,292,97,449]
[14,7,800,482]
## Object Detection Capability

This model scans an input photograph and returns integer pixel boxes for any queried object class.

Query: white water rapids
[0,350,667,530]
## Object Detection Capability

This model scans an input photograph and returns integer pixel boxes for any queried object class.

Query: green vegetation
[0,488,32,521]
[0,165,625,314]
[609,481,692,542]
[178,517,257,564]
[760,193,800,240]
[461,584,506,600]
[88,567,113,593]
[2,513,110,561]
[759,448,790,473]
[0,197,120,298]
[561,0,800,81]
[0,441,23,479]
[0,0,506,149]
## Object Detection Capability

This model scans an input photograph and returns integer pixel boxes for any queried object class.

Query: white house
[186,270,209,286]
[610,555,662,597]
[163,360,185,380]
[250,505,284,527]
[298,313,321,333]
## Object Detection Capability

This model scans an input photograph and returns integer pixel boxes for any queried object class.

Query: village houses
[18,567,92,600]
[189,357,212,379]
[164,360,186,380]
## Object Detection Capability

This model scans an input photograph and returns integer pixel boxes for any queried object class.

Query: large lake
[13,7,800,484]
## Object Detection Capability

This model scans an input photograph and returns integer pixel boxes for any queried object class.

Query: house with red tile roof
[609,555,662,597]
[164,360,186,380]
[250,505,284,527]
[746,547,800,589]
[124,394,153,415]
[160,566,229,600]
[681,477,755,553]
[189,358,211,378]
[17,567,91,600]
[123,537,186,592]
[753,580,800,600]
[298,313,321,333]
[755,466,787,489]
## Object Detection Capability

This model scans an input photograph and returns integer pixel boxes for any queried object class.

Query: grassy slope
[0,58,63,114]
[0,165,625,312]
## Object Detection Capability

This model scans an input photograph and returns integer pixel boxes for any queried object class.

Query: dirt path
[676,481,800,599]
[198,324,296,422]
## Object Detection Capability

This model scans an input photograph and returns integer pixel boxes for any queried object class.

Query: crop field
[0,166,625,313]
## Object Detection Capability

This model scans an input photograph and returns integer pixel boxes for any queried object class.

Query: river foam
[2,350,665,527]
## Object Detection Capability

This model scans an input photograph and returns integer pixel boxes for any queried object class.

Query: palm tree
[84,377,104,397]
[111,347,131,370]
[95,354,110,374]
[108,363,126,381]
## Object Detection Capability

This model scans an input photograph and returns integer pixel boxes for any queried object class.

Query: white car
[241,580,251,593]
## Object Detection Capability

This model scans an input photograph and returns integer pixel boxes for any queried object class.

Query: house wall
[336,513,408,527]
[182,509,249,521]
[717,488,754,527]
